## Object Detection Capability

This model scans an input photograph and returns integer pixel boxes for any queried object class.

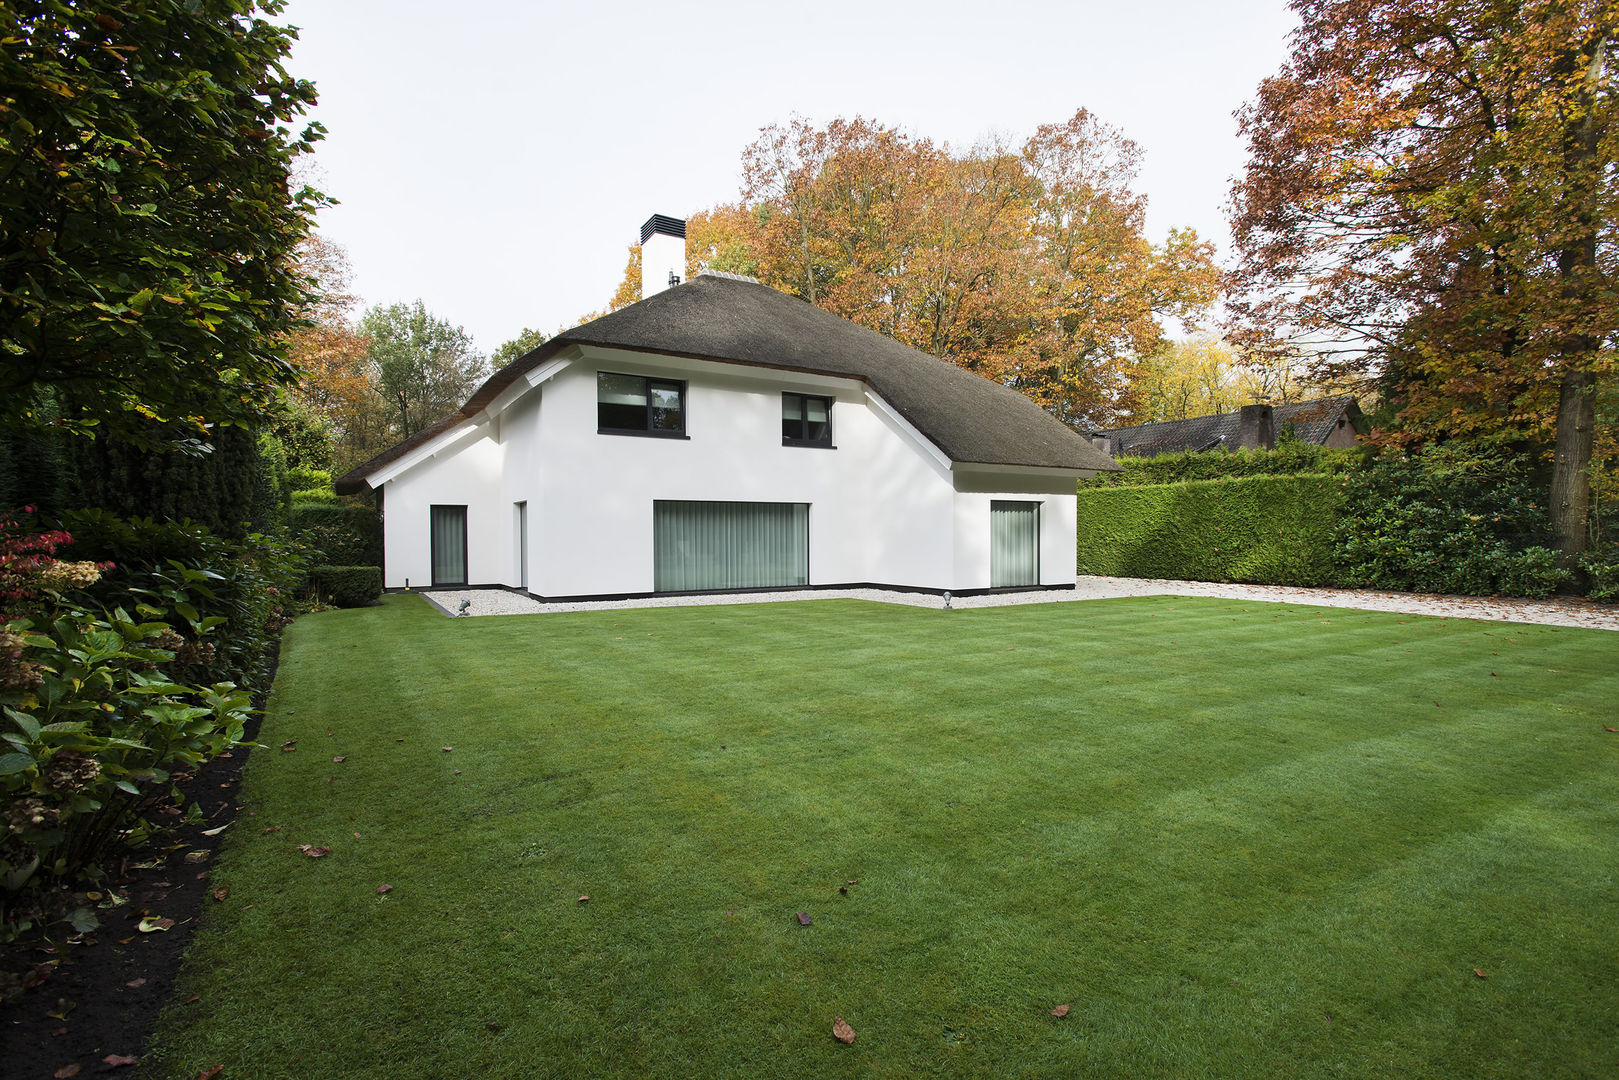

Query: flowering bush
[0,511,260,939]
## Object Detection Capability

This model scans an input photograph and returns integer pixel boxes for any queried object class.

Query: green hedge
[1077,474,1345,586]
[308,565,383,608]
[288,503,382,567]
[1082,442,1366,488]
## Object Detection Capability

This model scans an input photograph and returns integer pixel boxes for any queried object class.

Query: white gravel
[418,577,1619,631]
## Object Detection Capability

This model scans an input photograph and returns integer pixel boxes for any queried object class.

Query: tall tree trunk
[1549,33,1606,563]
[1550,368,1596,560]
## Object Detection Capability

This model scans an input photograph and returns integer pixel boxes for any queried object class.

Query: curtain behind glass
[431,505,467,585]
[990,501,1039,587]
[654,501,809,592]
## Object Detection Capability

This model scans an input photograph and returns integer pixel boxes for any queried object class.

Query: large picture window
[654,501,809,592]
[598,372,685,435]
[782,393,832,446]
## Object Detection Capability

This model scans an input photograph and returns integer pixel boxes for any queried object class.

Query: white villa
[335,215,1120,599]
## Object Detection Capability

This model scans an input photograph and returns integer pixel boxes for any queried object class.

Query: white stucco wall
[379,423,504,590]
[375,348,1081,596]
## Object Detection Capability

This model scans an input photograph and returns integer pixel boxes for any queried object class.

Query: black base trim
[387,581,1076,605]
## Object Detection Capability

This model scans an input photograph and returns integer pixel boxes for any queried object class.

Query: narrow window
[782,393,833,446]
[599,372,685,435]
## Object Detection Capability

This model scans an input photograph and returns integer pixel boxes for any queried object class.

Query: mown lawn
[149,595,1619,1079]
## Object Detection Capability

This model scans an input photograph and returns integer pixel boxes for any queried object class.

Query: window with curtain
[990,501,1039,588]
[653,501,809,592]
[430,505,468,586]
[598,372,685,435]
[782,393,833,446]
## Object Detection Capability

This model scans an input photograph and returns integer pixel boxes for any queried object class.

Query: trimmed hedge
[308,565,383,608]
[289,503,382,567]
[1082,442,1366,488]
[1077,474,1344,586]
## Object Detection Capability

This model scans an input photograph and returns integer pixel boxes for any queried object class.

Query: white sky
[278,0,1300,356]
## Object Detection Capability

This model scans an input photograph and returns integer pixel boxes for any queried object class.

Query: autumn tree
[1228,0,1618,557]
[603,112,1218,427]
[359,301,487,438]
[282,234,388,472]
[0,0,323,450]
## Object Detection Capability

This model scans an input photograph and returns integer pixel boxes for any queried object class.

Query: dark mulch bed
[1,648,275,1080]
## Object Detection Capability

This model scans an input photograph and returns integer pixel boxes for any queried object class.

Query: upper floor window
[599,372,685,435]
[782,393,832,447]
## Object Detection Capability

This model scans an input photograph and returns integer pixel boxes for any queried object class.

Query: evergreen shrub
[286,467,333,493]
[308,565,382,608]
[1333,446,1563,596]
[290,489,341,505]
[288,504,382,567]
[1076,474,1344,586]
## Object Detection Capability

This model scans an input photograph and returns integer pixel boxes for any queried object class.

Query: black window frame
[781,392,834,448]
[597,371,688,437]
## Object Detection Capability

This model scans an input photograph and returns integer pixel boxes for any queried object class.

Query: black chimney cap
[640,214,686,244]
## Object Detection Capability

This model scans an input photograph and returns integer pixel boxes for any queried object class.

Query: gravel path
[419,577,1619,631]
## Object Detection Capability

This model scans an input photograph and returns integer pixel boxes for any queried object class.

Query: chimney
[640,214,686,299]
[1235,403,1275,451]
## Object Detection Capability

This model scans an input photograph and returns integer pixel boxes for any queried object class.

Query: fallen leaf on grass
[332,756,346,763]
[395,738,405,742]
[832,1016,856,1044]
[1051,1004,1070,1017]
[102,1054,138,1067]
[197,1067,224,1080]
[577,895,590,903]
[54,1065,80,1078]
[261,825,281,834]
[796,912,813,926]
[1474,968,1488,978]
[1605,727,1617,733]
[298,845,331,859]
[125,978,146,988]
[838,886,848,895]
[279,741,297,753]
[376,884,393,895]
[137,916,174,933]
[183,994,200,1005]
[441,746,453,752]
[212,886,230,902]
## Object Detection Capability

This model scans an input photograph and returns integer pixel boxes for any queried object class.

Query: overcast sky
[278,0,1300,355]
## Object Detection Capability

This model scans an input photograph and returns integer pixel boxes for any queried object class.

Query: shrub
[1076,474,1344,586]
[56,511,308,692]
[1580,548,1619,602]
[0,513,255,936]
[1494,547,1573,600]
[288,504,382,567]
[286,467,333,493]
[290,489,341,505]
[1334,446,1559,596]
[308,565,382,608]
[1082,441,1366,488]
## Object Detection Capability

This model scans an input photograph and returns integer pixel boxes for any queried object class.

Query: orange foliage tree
[603,111,1218,428]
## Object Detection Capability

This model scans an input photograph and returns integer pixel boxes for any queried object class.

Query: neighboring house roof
[1100,396,1362,458]
[337,273,1119,493]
